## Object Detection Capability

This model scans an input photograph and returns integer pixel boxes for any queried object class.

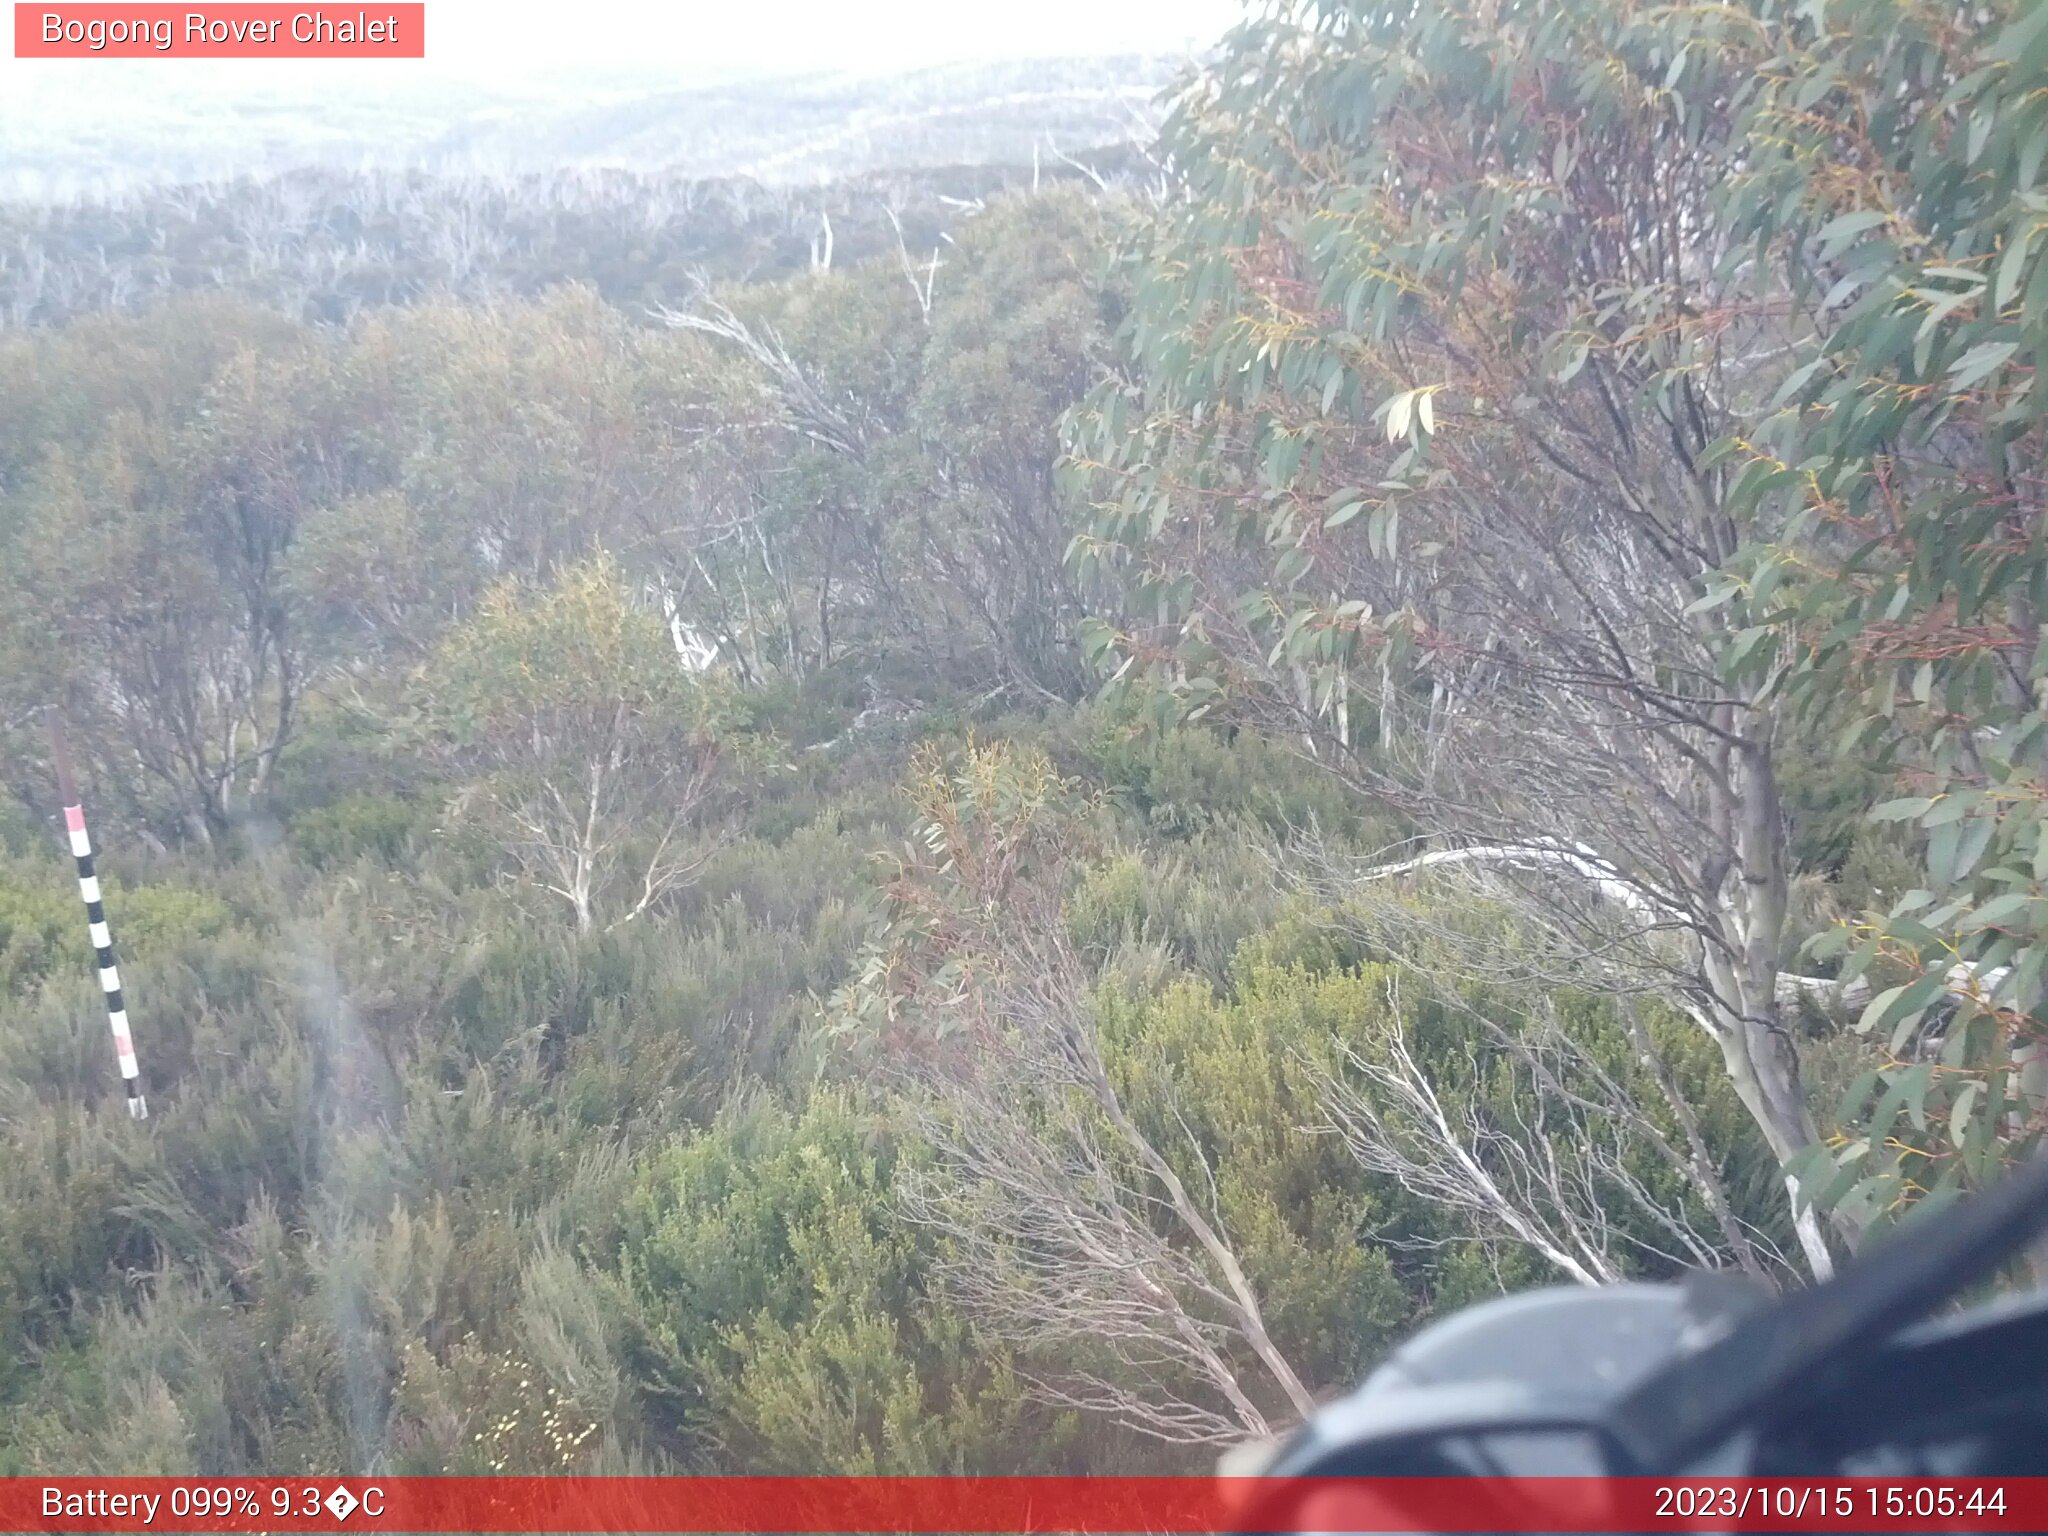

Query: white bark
[1310,976,1785,1287]
[853,798,1315,1444]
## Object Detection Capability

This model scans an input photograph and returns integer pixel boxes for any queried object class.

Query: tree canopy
[1065,0,2046,1260]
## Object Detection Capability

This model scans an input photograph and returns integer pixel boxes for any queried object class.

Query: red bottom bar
[5,1476,2045,1533]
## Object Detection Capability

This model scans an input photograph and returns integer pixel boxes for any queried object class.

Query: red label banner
[2,1476,2044,1533]
[14,4,424,57]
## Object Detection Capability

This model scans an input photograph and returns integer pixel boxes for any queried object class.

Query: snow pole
[48,714,147,1119]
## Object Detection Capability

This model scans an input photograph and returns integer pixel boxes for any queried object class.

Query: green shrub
[288,794,433,871]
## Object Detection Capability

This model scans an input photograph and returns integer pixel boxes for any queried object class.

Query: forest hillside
[2,0,2044,1476]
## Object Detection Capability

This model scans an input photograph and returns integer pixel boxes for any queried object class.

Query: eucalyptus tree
[0,301,372,843]
[1058,0,2020,1273]
[1714,1,2048,1228]
[420,556,734,935]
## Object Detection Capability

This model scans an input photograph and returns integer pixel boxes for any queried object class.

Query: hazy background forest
[3,0,2044,1479]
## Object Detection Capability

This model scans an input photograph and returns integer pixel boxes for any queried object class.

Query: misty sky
[5,0,1250,100]
[438,0,1246,79]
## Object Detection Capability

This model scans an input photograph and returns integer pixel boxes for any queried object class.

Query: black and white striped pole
[49,715,147,1119]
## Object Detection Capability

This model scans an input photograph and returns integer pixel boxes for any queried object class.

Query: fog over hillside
[2,0,1236,198]
[0,53,1200,197]
[0,19,1212,326]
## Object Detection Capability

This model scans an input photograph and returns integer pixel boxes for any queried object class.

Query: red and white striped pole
[49,715,147,1120]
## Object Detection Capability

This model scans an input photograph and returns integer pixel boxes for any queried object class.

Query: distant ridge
[0,54,1194,199]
